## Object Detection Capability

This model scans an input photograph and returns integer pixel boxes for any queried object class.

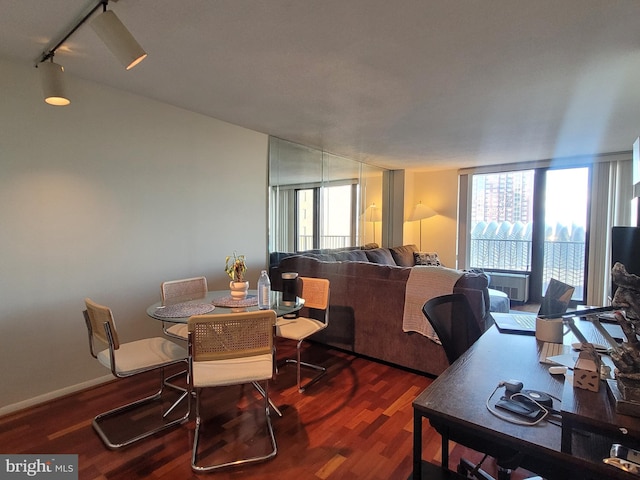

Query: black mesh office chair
[422,294,525,480]
[422,293,483,364]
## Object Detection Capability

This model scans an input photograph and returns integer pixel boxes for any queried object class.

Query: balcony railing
[470,237,585,298]
[470,238,532,271]
[542,240,585,294]
[297,235,352,251]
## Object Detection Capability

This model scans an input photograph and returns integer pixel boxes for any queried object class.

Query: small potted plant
[225,252,248,300]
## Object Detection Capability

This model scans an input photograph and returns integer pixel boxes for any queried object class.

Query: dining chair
[188,310,278,472]
[83,298,189,449]
[160,276,208,340]
[275,276,330,393]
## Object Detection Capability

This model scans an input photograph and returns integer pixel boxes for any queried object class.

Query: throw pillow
[389,244,418,267]
[414,251,441,266]
[364,248,396,265]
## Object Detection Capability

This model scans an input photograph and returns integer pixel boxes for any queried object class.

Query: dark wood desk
[412,325,640,480]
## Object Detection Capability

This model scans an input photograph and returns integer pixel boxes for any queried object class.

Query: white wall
[0,59,269,414]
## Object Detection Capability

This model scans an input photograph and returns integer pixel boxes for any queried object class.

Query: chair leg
[93,366,189,450]
[252,381,282,417]
[163,365,194,419]
[281,339,326,393]
[191,381,277,472]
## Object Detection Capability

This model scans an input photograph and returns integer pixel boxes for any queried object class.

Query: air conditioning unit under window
[489,273,529,302]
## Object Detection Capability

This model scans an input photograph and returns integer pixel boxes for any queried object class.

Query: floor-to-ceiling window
[467,166,590,303]
[542,168,589,297]
[469,170,534,272]
[460,154,635,307]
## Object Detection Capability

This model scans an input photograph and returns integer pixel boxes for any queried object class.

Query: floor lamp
[365,203,382,244]
[408,202,437,250]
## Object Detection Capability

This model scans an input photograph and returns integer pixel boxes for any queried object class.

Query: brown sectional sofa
[269,244,490,377]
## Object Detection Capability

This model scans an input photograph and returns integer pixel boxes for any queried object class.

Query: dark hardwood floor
[0,340,532,479]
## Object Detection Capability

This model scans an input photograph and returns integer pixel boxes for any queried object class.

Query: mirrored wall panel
[269,137,385,255]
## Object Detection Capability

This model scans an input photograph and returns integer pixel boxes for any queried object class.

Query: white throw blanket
[402,266,463,343]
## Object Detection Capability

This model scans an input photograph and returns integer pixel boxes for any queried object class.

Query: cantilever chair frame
[188,310,278,472]
[83,299,189,450]
[160,276,208,340]
[276,276,330,393]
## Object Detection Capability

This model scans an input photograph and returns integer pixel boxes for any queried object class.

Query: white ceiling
[3,0,640,171]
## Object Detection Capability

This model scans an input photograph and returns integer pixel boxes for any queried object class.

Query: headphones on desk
[486,379,560,426]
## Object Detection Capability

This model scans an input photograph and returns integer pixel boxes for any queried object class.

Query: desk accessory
[535,316,564,343]
[495,397,544,419]
[572,347,601,392]
[486,380,552,426]
[608,263,640,411]
[549,366,568,375]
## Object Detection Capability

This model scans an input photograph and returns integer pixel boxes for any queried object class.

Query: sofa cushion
[365,248,396,265]
[312,253,338,261]
[389,244,418,267]
[332,249,369,262]
[414,251,442,266]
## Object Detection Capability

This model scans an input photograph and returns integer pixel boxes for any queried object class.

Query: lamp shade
[407,202,436,222]
[364,203,382,222]
[91,10,147,70]
[40,61,70,106]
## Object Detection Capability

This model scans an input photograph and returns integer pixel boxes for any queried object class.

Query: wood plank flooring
[0,340,532,479]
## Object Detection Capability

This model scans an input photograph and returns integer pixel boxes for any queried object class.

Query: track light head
[91,9,147,70]
[35,0,146,105]
[40,60,70,106]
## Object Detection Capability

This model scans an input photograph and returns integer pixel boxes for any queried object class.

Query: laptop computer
[492,278,575,335]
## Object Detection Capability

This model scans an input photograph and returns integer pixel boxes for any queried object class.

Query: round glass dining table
[146,290,304,323]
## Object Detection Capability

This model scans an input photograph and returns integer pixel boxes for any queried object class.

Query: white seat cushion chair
[188,310,278,472]
[83,298,189,449]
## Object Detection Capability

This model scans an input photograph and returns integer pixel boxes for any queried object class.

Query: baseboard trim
[0,374,114,418]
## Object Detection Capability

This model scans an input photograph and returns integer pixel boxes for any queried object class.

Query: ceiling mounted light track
[35,0,147,106]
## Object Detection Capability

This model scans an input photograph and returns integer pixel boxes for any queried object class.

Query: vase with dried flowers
[225,252,248,300]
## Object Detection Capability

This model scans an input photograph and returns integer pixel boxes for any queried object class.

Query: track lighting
[35,0,146,106]
[40,57,70,106]
[91,7,147,70]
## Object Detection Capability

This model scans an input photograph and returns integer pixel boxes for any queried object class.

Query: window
[321,184,354,248]
[470,171,534,271]
[467,167,589,303]
[296,188,315,251]
[295,184,355,251]
[543,168,589,297]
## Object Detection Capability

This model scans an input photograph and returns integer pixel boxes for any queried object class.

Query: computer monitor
[611,226,640,295]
